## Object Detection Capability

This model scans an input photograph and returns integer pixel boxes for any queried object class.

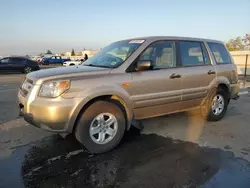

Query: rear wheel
[75,100,126,154]
[202,87,229,121]
[23,66,33,74]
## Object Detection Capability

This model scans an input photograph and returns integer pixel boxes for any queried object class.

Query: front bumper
[18,89,80,133]
[22,112,64,132]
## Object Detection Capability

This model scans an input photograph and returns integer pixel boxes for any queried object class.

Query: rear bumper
[34,66,40,71]
[230,82,240,99]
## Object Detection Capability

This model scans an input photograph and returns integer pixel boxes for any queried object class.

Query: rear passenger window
[208,42,231,64]
[179,41,205,66]
[11,58,26,64]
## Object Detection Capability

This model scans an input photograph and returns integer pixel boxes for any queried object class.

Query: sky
[0,0,249,56]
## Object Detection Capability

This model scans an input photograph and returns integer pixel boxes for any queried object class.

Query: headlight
[39,80,70,98]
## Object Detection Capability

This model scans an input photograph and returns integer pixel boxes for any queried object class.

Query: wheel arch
[207,77,231,105]
[209,76,231,92]
[217,83,230,102]
[70,93,133,134]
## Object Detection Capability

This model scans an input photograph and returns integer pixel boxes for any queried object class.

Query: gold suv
[18,36,240,153]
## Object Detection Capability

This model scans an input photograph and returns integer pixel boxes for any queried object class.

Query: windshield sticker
[111,61,117,66]
[129,40,145,44]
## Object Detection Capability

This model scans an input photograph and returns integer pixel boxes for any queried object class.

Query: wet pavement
[1,129,250,188]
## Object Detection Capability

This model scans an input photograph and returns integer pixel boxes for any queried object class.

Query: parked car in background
[0,56,40,74]
[18,36,240,154]
[63,59,84,66]
[41,56,70,65]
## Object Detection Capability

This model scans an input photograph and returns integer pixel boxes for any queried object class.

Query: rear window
[208,42,231,64]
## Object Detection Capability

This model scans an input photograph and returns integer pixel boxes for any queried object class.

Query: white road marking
[65,149,85,159]
[239,91,249,95]
[24,166,43,177]
[0,89,18,93]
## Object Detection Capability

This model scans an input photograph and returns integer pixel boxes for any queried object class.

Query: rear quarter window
[208,42,232,64]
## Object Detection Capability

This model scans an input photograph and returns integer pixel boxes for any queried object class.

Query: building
[64,52,72,57]
[81,50,98,57]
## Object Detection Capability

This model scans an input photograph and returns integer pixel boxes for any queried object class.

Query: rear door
[177,41,216,110]
[130,41,183,119]
[9,58,26,71]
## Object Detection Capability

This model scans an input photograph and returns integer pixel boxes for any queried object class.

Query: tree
[71,49,75,56]
[60,53,65,56]
[46,50,52,54]
[226,37,245,51]
[242,34,250,50]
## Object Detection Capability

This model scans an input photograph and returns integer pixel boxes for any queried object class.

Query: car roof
[5,56,30,59]
[123,36,223,44]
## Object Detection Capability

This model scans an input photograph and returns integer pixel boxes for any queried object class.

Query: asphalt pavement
[0,73,250,188]
[0,74,24,124]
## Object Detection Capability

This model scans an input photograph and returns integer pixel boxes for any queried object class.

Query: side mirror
[136,60,152,71]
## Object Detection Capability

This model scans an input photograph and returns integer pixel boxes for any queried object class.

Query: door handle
[208,70,216,75]
[170,73,181,79]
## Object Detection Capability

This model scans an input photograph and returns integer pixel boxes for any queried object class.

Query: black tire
[202,87,229,121]
[70,64,75,66]
[75,100,126,154]
[23,66,33,74]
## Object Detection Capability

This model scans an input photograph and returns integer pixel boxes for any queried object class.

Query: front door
[177,41,216,110]
[0,58,11,72]
[130,41,183,119]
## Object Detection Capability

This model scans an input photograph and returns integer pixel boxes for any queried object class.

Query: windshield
[83,40,144,68]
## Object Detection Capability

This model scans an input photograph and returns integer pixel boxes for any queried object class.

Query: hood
[27,65,111,83]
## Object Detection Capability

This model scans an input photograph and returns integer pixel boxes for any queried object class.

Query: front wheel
[202,88,229,121]
[75,100,126,154]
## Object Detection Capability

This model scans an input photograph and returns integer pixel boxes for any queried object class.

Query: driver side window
[139,41,176,69]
